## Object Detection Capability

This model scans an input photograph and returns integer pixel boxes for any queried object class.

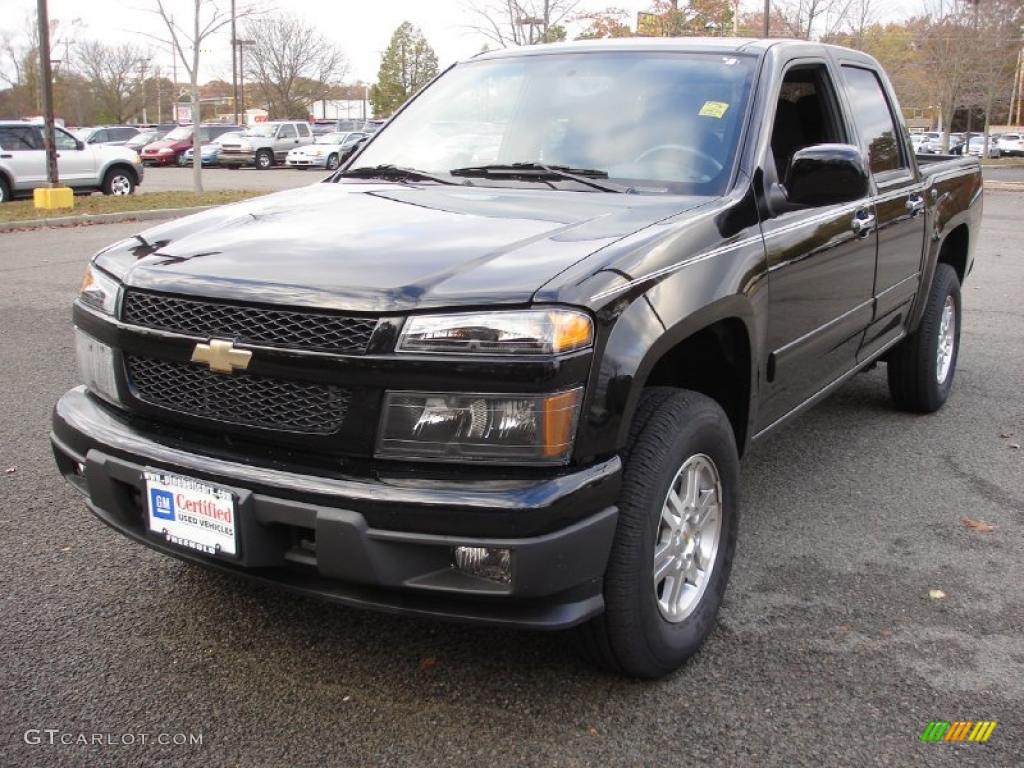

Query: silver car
[74,126,142,147]
[966,135,1000,158]
[0,121,144,202]
[285,131,366,170]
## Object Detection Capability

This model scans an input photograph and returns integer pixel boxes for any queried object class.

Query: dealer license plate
[144,471,238,557]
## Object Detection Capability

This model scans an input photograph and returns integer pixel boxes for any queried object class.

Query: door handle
[906,195,926,217]
[0,153,11,158]
[852,212,876,238]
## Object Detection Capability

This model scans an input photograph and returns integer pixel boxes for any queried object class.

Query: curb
[0,205,213,233]
[983,180,1024,192]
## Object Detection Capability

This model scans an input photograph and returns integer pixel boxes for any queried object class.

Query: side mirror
[783,144,869,207]
[75,139,85,151]
[340,137,368,162]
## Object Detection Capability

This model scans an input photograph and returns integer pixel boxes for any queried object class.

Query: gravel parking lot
[140,164,326,193]
[0,194,1021,767]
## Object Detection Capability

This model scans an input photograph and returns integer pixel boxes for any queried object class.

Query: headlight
[397,309,593,355]
[377,388,583,465]
[75,329,121,406]
[79,263,120,315]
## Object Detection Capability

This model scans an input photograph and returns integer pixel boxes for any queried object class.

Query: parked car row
[910,130,1023,158]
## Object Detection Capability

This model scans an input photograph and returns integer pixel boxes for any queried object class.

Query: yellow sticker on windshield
[699,101,729,119]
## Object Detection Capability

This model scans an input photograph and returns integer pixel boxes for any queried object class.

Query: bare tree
[464,0,583,47]
[916,0,978,149]
[148,0,250,193]
[243,15,349,119]
[772,0,855,40]
[76,41,150,123]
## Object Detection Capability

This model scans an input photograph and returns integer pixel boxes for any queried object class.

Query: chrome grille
[121,289,377,354]
[126,355,349,434]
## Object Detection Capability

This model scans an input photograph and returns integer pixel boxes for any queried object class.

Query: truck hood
[96,181,708,312]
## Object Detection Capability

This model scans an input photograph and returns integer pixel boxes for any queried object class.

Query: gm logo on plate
[151,489,175,520]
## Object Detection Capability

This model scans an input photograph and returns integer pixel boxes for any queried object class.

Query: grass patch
[0,190,263,223]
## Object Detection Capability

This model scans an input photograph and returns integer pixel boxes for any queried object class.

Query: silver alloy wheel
[653,453,723,623]
[109,174,132,195]
[936,295,956,384]
[257,151,272,169]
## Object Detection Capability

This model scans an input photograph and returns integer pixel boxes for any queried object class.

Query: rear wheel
[578,388,739,679]
[102,167,135,196]
[887,263,961,412]
[0,176,10,203]
[326,153,340,170]
[256,149,273,170]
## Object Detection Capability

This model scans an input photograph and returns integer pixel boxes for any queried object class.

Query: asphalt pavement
[140,165,326,193]
[0,194,1022,767]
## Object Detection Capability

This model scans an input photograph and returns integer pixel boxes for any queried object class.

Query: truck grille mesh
[125,356,349,434]
[121,289,377,354]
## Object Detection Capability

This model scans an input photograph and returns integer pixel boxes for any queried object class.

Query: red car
[140,124,239,166]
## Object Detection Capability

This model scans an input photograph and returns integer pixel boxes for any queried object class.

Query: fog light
[453,546,512,584]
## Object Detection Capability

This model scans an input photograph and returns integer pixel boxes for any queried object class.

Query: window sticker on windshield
[699,101,730,119]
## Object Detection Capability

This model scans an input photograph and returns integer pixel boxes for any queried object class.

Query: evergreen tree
[370,23,439,118]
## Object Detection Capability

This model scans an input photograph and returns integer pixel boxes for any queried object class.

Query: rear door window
[841,66,907,176]
[278,124,297,139]
[0,126,42,150]
[297,124,310,137]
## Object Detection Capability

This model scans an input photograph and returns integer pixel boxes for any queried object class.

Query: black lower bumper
[52,387,621,629]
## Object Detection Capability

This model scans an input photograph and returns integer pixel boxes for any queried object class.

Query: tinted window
[297,123,310,137]
[278,124,297,139]
[0,126,42,150]
[842,66,905,174]
[769,64,846,177]
[90,130,109,143]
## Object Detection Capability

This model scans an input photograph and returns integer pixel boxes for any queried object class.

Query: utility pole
[763,0,770,38]
[231,0,239,126]
[37,0,58,187]
[236,38,254,124]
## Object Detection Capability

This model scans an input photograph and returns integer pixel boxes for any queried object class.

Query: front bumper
[52,387,621,629]
[218,151,256,167]
[286,157,327,168]
[141,154,177,166]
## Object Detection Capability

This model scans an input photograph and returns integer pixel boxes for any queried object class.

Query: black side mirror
[783,144,869,207]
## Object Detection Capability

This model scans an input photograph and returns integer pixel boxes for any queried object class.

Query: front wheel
[0,175,10,203]
[578,388,739,679]
[255,149,273,170]
[886,263,961,413]
[325,153,340,171]
[102,168,135,196]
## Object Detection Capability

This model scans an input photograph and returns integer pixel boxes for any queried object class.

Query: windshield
[164,126,192,141]
[242,125,278,137]
[352,52,755,194]
[316,132,349,144]
[215,132,242,145]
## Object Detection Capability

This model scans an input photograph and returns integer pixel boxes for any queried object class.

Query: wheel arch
[603,294,757,459]
[102,162,139,185]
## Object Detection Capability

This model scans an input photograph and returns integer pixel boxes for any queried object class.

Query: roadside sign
[175,102,193,124]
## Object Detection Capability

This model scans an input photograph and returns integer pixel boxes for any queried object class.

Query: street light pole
[37,0,59,187]
[231,0,239,126]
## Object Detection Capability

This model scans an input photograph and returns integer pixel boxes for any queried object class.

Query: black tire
[577,388,740,679]
[0,175,10,203]
[101,167,135,196]
[325,153,340,171]
[255,149,273,170]
[887,263,961,413]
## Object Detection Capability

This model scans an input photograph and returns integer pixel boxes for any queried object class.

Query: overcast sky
[2,0,921,85]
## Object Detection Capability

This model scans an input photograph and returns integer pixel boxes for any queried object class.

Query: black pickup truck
[53,38,981,678]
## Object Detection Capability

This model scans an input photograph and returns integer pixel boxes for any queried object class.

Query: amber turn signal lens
[551,311,594,354]
[541,389,583,458]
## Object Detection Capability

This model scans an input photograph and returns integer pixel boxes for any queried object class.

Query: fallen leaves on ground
[4,467,15,474]
[929,589,947,600]
[961,517,995,533]
[418,657,438,671]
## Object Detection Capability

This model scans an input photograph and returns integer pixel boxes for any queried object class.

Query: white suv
[0,121,144,203]
[217,121,314,169]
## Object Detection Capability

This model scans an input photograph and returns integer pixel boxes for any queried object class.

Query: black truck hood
[97,181,707,312]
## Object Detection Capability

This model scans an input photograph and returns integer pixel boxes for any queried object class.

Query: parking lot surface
[0,194,1021,767]
[140,164,327,193]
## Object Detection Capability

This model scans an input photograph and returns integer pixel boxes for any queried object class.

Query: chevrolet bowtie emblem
[190,339,252,374]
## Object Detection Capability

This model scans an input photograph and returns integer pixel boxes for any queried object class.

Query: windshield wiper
[449,163,630,193]
[337,164,459,186]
